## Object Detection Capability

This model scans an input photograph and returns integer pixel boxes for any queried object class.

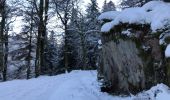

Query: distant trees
[102,0,116,12]
[52,0,78,72]
[8,33,35,79]
[85,0,100,69]
[120,0,152,8]
[45,31,59,75]
[0,0,102,81]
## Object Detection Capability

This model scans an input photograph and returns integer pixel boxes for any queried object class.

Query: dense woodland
[0,0,118,81]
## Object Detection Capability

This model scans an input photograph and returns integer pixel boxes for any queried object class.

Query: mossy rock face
[100,39,145,94]
[99,25,168,94]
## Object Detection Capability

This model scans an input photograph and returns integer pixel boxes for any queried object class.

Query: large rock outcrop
[98,25,168,95]
[98,1,170,94]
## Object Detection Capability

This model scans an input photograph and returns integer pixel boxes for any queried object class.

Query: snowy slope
[0,70,170,100]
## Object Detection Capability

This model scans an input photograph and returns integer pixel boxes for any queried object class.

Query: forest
[0,0,105,80]
[1,0,170,100]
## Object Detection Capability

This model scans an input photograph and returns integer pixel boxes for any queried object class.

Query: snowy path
[0,70,129,100]
[0,70,170,100]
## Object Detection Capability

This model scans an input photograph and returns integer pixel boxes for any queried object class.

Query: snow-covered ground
[0,70,170,100]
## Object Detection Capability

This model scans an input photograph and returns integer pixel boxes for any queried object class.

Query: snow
[101,22,114,32]
[143,1,170,32]
[121,29,132,36]
[99,1,170,33]
[115,7,149,24]
[0,70,129,100]
[98,40,102,45]
[165,44,170,58]
[133,83,170,100]
[98,11,120,20]
[0,70,170,100]
[98,40,102,49]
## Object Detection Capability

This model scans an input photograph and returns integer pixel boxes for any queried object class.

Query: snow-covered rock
[99,1,170,33]
[133,83,170,100]
[98,11,120,21]
[100,21,115,32]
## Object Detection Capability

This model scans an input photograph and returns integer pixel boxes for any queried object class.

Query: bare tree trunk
[35,37,40,77]
[27,7,33,79]
[64,25,69,72]
[35,0,44,77]
[3,30,8,81]
[40,0,49,74]
[0,0,6,81]
[35,0,49,76]
[27,34,32,79]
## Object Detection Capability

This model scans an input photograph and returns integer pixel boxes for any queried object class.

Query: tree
[120,0,152,8]
[68,8,88,69]
[86,0,100,30]
[20,0,36,79]
[35,0,49,77]
[0,0,6,81]
[102,0,116,12]
[8,33,35,79]
[85,0,101,69]
[52,0,79,72]
[44,31,59,75]
[0,0,18,81]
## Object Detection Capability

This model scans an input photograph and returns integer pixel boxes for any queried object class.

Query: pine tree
[69,9,88,69]
[45,31,58,75]
[52,0,80,72]
[120,0,152,8]
[86,0,100,30]
[102,0,116,12]
[85,0,101,69]
[102,0,107,12]
[67,8,80,70]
